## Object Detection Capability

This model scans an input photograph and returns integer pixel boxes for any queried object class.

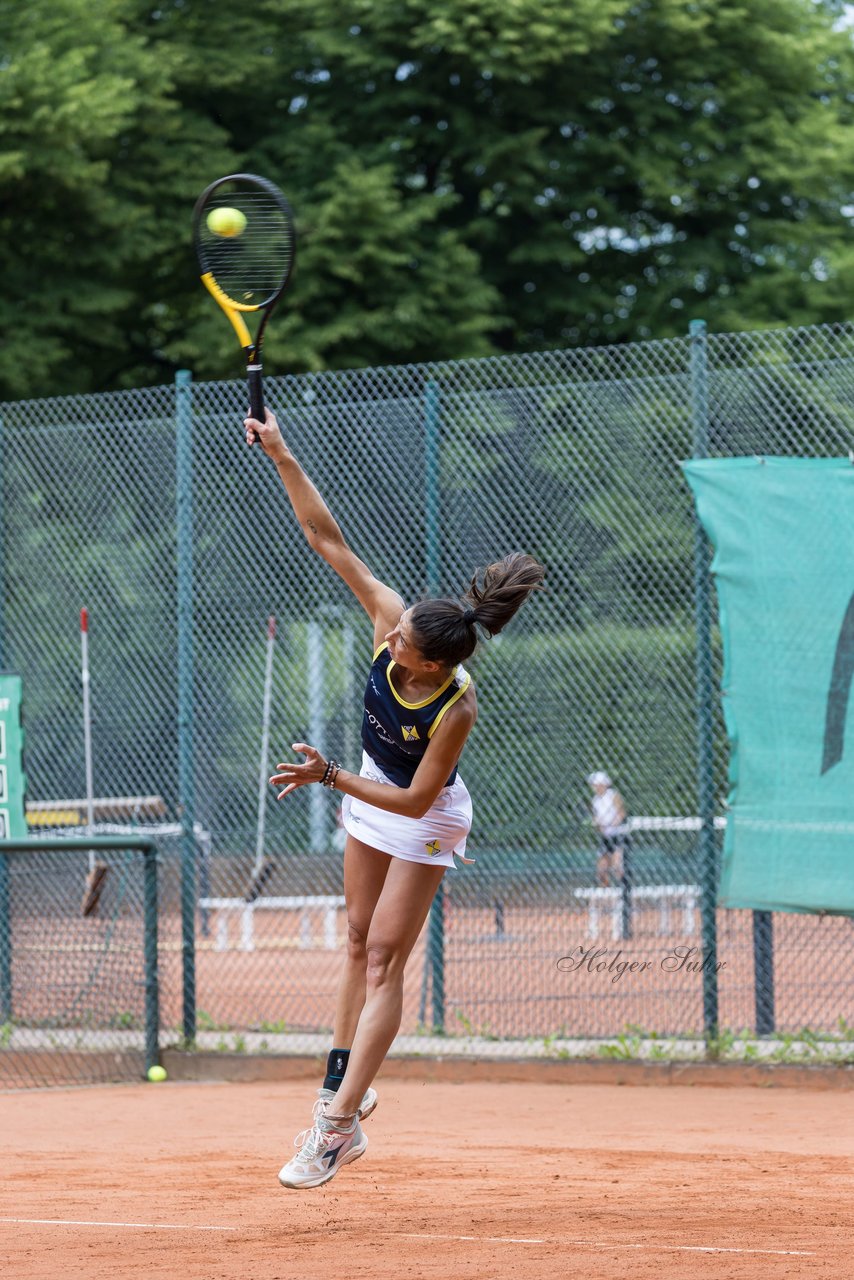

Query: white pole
[252,615,276,877]
[80,607,95,872]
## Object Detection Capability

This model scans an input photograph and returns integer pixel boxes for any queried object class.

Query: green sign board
[0,675,26,838]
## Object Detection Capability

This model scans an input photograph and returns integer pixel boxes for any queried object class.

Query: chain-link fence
[2,320,854,1082]
[0,837,158,1088]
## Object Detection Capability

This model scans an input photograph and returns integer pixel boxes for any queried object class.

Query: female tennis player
[245,408,544,1190]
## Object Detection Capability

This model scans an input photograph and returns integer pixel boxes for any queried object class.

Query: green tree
[1,0,853,399]
[267,0,854,350]
[0,0,233,398]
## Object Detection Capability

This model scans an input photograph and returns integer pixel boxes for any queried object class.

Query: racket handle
[247,364,265,442]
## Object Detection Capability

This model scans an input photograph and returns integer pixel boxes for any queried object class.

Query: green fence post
[0,415,7,1022]
[752,910,775,1035]
[0,852,10,1024]
[176,370,197,1045]
[425,380,441,598]
[0,675,26,1026]
[0,398,9,1024]
[143,840,160,1074]
[0,410,5,668]
[424,379,446,1032]
[689,320,720,1047]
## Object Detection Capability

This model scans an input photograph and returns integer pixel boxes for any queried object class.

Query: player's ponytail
[410,553,545,666]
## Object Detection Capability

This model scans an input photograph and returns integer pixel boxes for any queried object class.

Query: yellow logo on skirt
[425,840,441,857]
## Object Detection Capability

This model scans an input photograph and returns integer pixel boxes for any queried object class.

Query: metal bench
[631,884,699,934]
[573,884,699,939]
[198,895,345,952]
[26,795,167,827]
[573,887,625,940]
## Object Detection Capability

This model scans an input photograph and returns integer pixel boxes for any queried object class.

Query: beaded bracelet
[320,758,340,789]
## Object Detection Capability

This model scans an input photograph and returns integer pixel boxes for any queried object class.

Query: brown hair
[409,553,545,667]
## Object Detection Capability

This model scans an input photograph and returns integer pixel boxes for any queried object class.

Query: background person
[588,771,630,888]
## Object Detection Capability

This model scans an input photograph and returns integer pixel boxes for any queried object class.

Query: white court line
[0,1217,236,1233]
[0,1220,816,1256]
[398,1233,814,1257]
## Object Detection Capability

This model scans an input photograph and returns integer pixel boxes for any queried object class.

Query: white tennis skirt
[341,751,473,868]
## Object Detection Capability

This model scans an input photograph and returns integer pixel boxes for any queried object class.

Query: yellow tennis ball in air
[147,1064,168,1082]
[207,206,247,238]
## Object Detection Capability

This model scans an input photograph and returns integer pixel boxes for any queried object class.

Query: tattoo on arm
[306,519,317,534]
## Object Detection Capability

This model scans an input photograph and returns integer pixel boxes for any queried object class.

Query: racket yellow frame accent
[200,271,260,348]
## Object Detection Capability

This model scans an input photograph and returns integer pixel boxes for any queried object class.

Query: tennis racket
[192,173,296,440]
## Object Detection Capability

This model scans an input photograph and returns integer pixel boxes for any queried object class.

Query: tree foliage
[1,0,852,399]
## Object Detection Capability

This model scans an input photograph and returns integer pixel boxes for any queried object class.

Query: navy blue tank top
[361,643,471,787]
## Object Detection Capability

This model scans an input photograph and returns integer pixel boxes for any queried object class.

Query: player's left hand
[270,743,326,797]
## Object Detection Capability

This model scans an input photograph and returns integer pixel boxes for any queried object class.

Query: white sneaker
[278,1114,367,1190]
[316,1086,378,1122]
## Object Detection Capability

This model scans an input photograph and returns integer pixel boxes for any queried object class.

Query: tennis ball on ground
[147,1064,168,1082]
[207,206,247,237]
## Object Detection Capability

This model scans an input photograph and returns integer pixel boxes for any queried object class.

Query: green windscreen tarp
[683,457,854,914]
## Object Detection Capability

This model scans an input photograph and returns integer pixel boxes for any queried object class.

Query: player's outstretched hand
[245,407,290,463]
[270,743,327,798]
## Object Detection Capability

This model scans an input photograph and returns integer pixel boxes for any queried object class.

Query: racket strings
[198,190,294,304]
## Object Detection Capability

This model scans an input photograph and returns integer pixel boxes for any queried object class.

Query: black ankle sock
[323,1047,350,1092]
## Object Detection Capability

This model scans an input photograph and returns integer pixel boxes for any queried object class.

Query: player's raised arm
[246,407,403,639]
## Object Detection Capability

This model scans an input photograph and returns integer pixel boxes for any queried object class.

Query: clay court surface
[2,1074,852,1279]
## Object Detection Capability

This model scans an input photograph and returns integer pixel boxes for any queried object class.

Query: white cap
[587,771,611,787]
